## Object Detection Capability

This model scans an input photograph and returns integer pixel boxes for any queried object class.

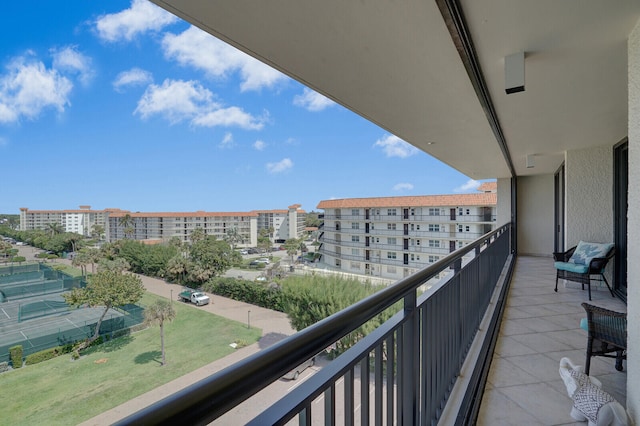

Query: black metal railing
[116,223,513,425]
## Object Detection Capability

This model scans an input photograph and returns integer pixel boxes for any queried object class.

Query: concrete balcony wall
[566,144,614,246]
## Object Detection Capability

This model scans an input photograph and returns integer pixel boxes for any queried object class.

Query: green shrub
[25,347,63,365]
[203,277,284,311]
[9,345,23,368]
[10,256,26,263]
[47,254,59,259]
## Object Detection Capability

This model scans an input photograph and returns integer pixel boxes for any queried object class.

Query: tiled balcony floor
[477,256,627,425]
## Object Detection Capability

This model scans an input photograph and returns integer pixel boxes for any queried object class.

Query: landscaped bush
[10,256,26,263]
[25,347,63,365]
[204,277,284,311]
[9,345,23,368]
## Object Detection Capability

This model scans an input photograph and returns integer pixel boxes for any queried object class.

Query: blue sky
[0,0,485,215]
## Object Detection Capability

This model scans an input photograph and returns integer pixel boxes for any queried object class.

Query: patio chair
[553,241,615,301]
[581,303,626,375]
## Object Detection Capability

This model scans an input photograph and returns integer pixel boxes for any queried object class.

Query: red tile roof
[317,193,496,209]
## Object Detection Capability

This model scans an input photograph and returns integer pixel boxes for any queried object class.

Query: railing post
[401,291,417,425]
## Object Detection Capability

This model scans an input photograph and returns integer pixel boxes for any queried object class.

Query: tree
[119,214,135,239]
[284,238,301,263]
[188,236,239,280]
[189,227,206,244]
[223,227,244,250]
[165,255,190,284]
[46,222,64,237]
[257,229,272,253]
[91,224,105,241]
[63,270,144,346]
[144,299,176,366]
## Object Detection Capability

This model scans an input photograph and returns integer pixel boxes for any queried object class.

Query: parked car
[282,357,315,380]
[256,258,270,264]
[238,249,249,255]
[248,248,259,254]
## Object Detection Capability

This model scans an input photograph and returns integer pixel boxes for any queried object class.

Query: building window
[410,224,414,231]
[351,235,360,242]
[466,209,471,215]
[387,209,397,216]
[428,240,440,248]
[428,208,440,216]
[416,239,421,246]
[387,252,397,259]
[335,259,341,267]
[410,208,415,216]
[351,222,359,230]
[351,262,360,269]
[416,224,420,230]
[465,225,470,232]
[387,237,396,245]
[458,225,463,232]
[387,223,396,230]
[352,209,359,216]
[351,248,360,256]
[429,255,439,263]
[387,266,397,274]
[411,254,415,261]
[458,241,464,248]
[428,224,440,232]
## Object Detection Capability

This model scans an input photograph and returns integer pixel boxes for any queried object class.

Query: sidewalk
[80,273,295,426]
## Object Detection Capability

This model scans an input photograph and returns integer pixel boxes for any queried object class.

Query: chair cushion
[555,261,589,274]
[568,241,613,265]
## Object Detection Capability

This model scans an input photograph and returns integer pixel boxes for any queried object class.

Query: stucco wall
[516,174,554,256]
[565,145,614,246]
[627,17,640,422]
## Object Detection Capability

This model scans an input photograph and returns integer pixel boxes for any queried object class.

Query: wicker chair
[581,302,627,375]
[553,243,615,301]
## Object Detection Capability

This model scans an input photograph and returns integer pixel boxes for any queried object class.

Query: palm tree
[47,222,64,237]
[91,224,105,241]
[223,226,244,250]
[189,227,205,244]
[119,214,134,239]
[144,300,176,366]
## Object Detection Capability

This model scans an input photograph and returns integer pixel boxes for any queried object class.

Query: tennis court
[0,264,144,363]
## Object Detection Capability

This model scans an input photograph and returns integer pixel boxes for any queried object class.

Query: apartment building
[19,206,114,237]
[106,211,258,246]
[317,183,497,281]
[253,204,306,243]
[19,204,309,248]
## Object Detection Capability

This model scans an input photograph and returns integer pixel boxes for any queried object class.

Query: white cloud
[135,79,215,124]
[192,106,264,130]
[293,88,335,112]
[454,179,481,193]
[219,132,234,148]
[113,68,153,92]
[134,79,265,130]
[0,54,73,124]
[266,158,293,174]
[373,134,419,158]
[253,140,266,151]
[51,46,94,86]
[162,26,286,92]
[95,0,178,43]
[393,183,414,192]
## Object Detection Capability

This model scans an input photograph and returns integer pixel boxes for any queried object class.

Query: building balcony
[107,225,627,424]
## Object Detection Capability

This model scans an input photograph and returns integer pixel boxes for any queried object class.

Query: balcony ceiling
[151,0,640,178]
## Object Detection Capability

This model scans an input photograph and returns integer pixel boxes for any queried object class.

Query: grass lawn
[0,292,262,425]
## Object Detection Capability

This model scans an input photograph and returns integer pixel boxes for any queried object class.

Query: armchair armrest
[553,246,576,262]
[587,248,615,273]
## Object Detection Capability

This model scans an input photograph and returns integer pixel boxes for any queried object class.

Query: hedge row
[9,345,23,368]
[203,277,284,312]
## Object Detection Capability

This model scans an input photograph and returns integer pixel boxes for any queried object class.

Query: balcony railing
[116,223,514,425]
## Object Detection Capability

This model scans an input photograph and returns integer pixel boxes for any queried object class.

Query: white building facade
[317,185,496,281]
[19,206,111,237]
